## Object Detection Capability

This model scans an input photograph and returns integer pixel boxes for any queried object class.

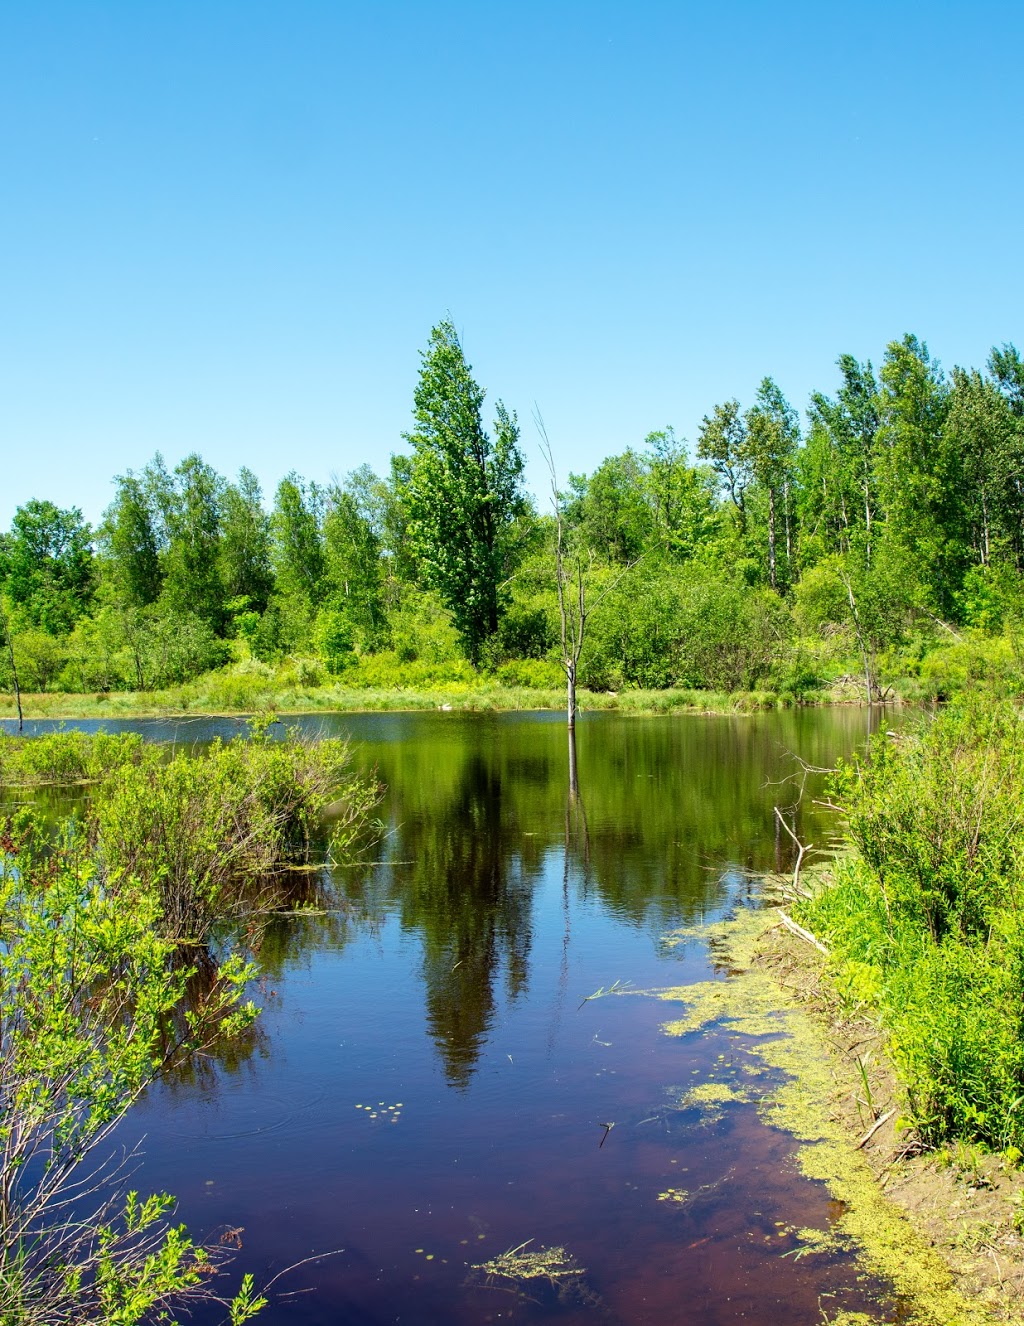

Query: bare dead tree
[535,411,639,740]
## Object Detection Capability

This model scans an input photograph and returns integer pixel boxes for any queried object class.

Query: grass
[0,671,839,722]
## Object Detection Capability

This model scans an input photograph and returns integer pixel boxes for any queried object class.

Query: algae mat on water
[655,907,1004,1326]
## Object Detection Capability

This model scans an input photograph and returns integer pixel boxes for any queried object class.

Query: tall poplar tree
[401,320,526,663]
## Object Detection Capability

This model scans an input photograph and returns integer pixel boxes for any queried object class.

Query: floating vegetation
[677,1079,754,1125]
[354,1101,404,1123]
[467,1239,602,1308]
[778,1225,851,1261]
[577,978,634,1010]
[657,1187,690,1205]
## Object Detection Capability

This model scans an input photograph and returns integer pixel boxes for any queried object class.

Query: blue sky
[2,2,1021,529]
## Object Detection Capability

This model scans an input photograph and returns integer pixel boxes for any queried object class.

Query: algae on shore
[656,906,1003,1326]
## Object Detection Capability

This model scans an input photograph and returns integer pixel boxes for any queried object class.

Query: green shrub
[0,730,147,786]
[0,816,263,1324]
[799,701,1024,1150]
[490,658,565,689]
[95,728,381,941]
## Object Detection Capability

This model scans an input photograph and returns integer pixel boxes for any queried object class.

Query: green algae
[658,906,1002,1326]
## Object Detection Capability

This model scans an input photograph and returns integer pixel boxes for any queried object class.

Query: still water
[7,708,891,1324]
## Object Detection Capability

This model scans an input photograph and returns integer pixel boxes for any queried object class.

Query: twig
[854,1107,895,1150]
[774,806,812,895]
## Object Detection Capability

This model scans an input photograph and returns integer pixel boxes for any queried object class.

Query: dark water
[5,708,895,1324]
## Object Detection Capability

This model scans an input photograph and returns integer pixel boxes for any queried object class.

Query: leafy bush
[0,816,263,1325]
[95,727,381,941]
[337,650,477,690]
[313,605,357,675]
[579,563,791,692]
[0,730,146,786]
[489,658,565,689]
[799,701,1024,1150]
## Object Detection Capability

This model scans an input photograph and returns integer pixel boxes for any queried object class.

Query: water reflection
[4,709,877,1091]
[4,707,895,1325]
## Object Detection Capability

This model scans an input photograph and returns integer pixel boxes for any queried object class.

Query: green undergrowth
[0,728,147,784]
[0,722,383,1321]
[0,669,824,720]
[795,699,1024,1152]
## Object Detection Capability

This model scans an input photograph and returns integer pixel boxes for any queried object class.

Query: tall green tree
[643,427,717,559]
[323,485,384,640]
[565,450,653,565]
[802,355,880,561]
[875,335,961,616]
[697,399,750,533]
[159,454,226,628]
[988,343,1024,416]
[400,320,527,663]
[271,473,326,605]
[744,377,799,590]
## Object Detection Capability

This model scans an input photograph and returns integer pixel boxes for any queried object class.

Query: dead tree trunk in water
[538,415,588,734]
[536,412,638,738]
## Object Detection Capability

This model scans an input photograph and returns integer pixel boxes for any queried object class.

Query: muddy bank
[656,905,1024,1326]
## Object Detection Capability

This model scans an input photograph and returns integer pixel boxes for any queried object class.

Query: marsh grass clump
[796,699,1024,1151]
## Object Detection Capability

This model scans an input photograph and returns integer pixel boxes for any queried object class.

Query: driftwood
[776,909,829,956]
[855,1107,896,1150]
[774,806,812,896]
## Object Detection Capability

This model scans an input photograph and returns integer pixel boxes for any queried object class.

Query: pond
[5,707,892,1324]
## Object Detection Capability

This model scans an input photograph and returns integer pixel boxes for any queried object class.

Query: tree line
[2,320,1023,699]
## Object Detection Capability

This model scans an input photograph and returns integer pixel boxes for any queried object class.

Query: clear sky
[2,1,1022,530]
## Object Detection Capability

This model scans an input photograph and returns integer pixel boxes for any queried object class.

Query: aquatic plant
[0,729,146,786]
[467,1240,600,1308]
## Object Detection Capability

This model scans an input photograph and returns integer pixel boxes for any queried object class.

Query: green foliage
[0,815,261,1324]
[323,485,385,643]
[799,702,1024,1150]
[313,603,357,675]
[159,454,227,630]
[0,729,145,785]
[387,585,466,666]
[0,500,95,635]
[220,469,274,615]
[6,324,1024,709]
[271,474,326,607]
[99,474,163,609]
[400,320,528,662]
[580,562,791,691]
